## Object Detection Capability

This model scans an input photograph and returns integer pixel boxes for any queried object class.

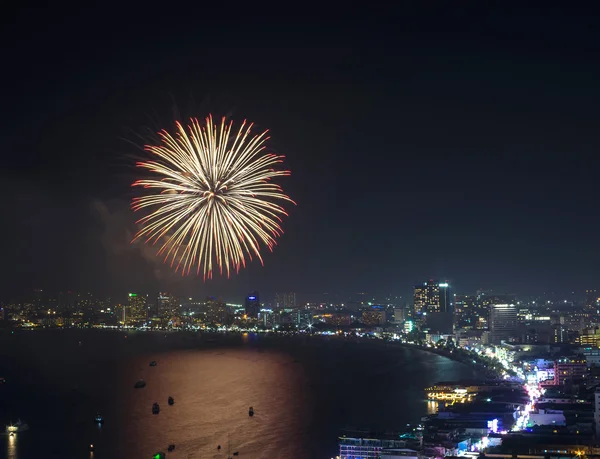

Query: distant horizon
[0,285,589,307]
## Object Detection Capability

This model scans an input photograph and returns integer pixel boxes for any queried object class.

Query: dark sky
[2,4,600,303]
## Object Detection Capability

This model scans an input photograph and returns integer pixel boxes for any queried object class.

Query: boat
[6,420,29,433]
[152,402,160,414]
[149,361,157,367]
[0,377,6,384]
[95,414,104,424]
[89,444,95,452]
[248,406,254,417]
[168,444,175,452]
[134,379,146,389]
[168,396,174,406]
[153,452,166,459]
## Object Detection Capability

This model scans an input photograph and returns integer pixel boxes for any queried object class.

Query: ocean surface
[0,330,481,458]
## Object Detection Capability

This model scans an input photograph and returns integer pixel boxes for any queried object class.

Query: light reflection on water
[0,330,482,458]
[426,400,438,415]
[108,348,309,458]
[7,433,16,459]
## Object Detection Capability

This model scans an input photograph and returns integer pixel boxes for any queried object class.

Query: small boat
[168,396,174,406]
[152,402,160,414]
[6,420,29,433]
[0,377,6,384]
[233,452,239,456]
[153,453,166,459]
[149,361,157,367]
[134,379,146,389]
[95,414,104,424]
[89,444,95,452]
[248,406,254,417]
[168,444,175,452]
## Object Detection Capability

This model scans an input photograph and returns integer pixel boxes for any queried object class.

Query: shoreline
[4,327,505,379]
[395,342,502,379]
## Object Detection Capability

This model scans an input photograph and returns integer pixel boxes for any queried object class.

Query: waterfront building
[126,293,147,324]
[273,292,296,309]
[362,307,386,326]
[413,281,438,315]
[206,297,228,324]
[245,292,260,318]
[339,436,417,459]
[313,312,353,326]
[413,280,454,334]
[295,309,313,327]
[157,292,178,318]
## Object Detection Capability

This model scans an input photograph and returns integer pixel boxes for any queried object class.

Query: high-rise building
[157,292,178,318]
[274,292,297,310]
[127,293,147,323]
[413,281,453,313]
[585,289,599,313]
[245,291,260,318]
[413,282,436,315]
[414,280,454,334]
[206,297,228,324]
[489,303,517,344]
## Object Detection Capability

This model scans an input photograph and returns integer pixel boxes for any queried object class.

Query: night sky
[2,5,600,302]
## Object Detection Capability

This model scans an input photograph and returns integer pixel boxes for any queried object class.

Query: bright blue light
[248,296,256,300]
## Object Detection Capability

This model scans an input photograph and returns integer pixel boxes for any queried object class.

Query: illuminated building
[424,386,475,402]
[295,310,313,327]
[313,312,352,326]
[413,281,437,315]
[489,304,517,344]
[454,294,477,328]
[585,289,599,313]
[578,328,600,347]
[552,324,567,343]
[414,280,454,334]
[553,359,587,385]
[245,291,260,318]
[157,292,178,318]
[206,297,228,324]
[361,307,386,326]
[273,292,296,309]
[127,293,147,323]
[339,436,416,459]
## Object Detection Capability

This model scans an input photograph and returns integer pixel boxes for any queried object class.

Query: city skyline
[0,282,596,307]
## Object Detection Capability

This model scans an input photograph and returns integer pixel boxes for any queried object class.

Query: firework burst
[131,115,294,278]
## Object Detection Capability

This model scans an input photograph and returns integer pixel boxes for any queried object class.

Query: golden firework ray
[131,115,294,278]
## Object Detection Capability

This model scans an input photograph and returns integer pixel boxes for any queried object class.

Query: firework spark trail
[131,115,294,279]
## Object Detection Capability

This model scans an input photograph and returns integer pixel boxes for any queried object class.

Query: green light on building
[129,293,137,297]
